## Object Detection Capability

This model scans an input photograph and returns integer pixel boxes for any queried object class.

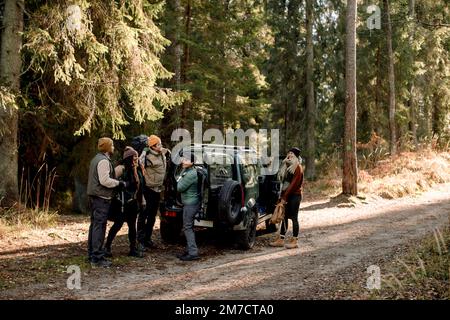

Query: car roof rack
[190,143,256,153]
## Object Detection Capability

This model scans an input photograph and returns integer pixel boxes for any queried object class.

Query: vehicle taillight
[164,211,177,217]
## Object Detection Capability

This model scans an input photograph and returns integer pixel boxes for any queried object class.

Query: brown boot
[269,235,285,247]
[285,236,299,249]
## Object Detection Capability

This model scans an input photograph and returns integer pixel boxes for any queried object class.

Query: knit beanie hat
[98,137,113,153]
[123,146,138,160]
[148,135,161,147]
[288,147,301,158]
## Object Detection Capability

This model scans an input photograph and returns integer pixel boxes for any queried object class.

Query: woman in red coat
[269,147,304,249]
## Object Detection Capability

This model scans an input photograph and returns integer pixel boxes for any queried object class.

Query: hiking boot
[269,235,285,247]
[285,237,299,249]
[91,258,112,268]
[179,254,200,261]
[128,249,144,258]
[137,242,146,253]
[176,251,189,259]
[144,240,157,249]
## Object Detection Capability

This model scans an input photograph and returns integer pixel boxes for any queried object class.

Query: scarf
[278,156,300,191]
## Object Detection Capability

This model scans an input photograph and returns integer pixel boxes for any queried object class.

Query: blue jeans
[182,202,200,256]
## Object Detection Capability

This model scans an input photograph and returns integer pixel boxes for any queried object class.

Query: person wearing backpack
[269,147,304,249]
[104,146,145,258]
[137,135,169,251]
[175,153,200,261]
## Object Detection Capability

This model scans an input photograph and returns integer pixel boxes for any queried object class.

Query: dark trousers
[183,202,200,256]
[137,188,160,244]
[105,200,139,251]
[280,194,301,237]
[88,196,111,262]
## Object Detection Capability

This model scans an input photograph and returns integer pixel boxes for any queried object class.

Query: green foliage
[1,0,449,209]
[158,0,269,139]
[264,0,305,153]
[22,0,188,139]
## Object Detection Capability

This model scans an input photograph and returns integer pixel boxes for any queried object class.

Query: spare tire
[218,180,243,225]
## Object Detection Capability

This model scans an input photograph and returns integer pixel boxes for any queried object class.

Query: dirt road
[1,183,450,299]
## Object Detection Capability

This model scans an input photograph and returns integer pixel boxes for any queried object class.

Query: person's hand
[161,147,170,155]
[118,181,129,189]
[279,198,287,205]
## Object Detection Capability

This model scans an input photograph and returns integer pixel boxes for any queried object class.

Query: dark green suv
[159,144,281,249]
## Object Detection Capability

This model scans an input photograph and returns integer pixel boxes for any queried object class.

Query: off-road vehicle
[159,144,281,249]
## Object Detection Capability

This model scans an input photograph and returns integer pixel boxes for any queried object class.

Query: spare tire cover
[218,180,243,225]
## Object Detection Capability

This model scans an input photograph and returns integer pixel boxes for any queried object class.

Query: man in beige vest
[137,135,169,250]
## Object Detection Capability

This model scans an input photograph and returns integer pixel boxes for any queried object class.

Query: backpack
[131,134,148,155]
[195,166,209,219]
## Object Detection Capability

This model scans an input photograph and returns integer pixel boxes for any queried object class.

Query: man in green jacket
[176,153,200,261]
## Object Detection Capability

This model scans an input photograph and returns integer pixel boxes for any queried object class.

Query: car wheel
[160,218,182,244]
[218,180,243,225]
[235,210,257,250]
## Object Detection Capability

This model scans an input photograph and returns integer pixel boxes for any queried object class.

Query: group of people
[86,134,304,268]
[86,135,201,267]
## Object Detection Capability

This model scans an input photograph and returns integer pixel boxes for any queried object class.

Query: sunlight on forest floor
[306,150,450,201]
[1,149,449,294]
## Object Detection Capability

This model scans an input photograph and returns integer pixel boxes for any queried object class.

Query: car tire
[160,218,182,244]
[235,210,257,250]
[218,180,243,225]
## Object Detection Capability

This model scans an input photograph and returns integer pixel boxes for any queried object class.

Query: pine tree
[0,0,23,206]
[342,0,358,195]
[305,0,316,180]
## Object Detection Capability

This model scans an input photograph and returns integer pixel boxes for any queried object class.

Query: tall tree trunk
[408,0,418,148]
[305,0,316,180]
[284,97,288,153]
[342,0,357,196]
[384,0,397,155]
[374,44,382,136]
[0,0,23,207]
[431,92,441,139]
[174,0,183,91]
[180,0,191,128]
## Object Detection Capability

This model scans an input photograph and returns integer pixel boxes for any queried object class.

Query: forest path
[1,183,449,299]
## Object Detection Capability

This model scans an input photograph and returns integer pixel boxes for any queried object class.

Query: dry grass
[359,150,450,199]
[0,163,59,236]
[307,150,450,200]
[0,219,9,240]
[371,226,450,299]
[0,205,58,236]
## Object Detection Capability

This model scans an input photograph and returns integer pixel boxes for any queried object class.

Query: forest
[0,0,449,210]
[0,0,449,301]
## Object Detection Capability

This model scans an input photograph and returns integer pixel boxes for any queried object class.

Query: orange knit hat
[98,137,113,153]
[148,135,161,147]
